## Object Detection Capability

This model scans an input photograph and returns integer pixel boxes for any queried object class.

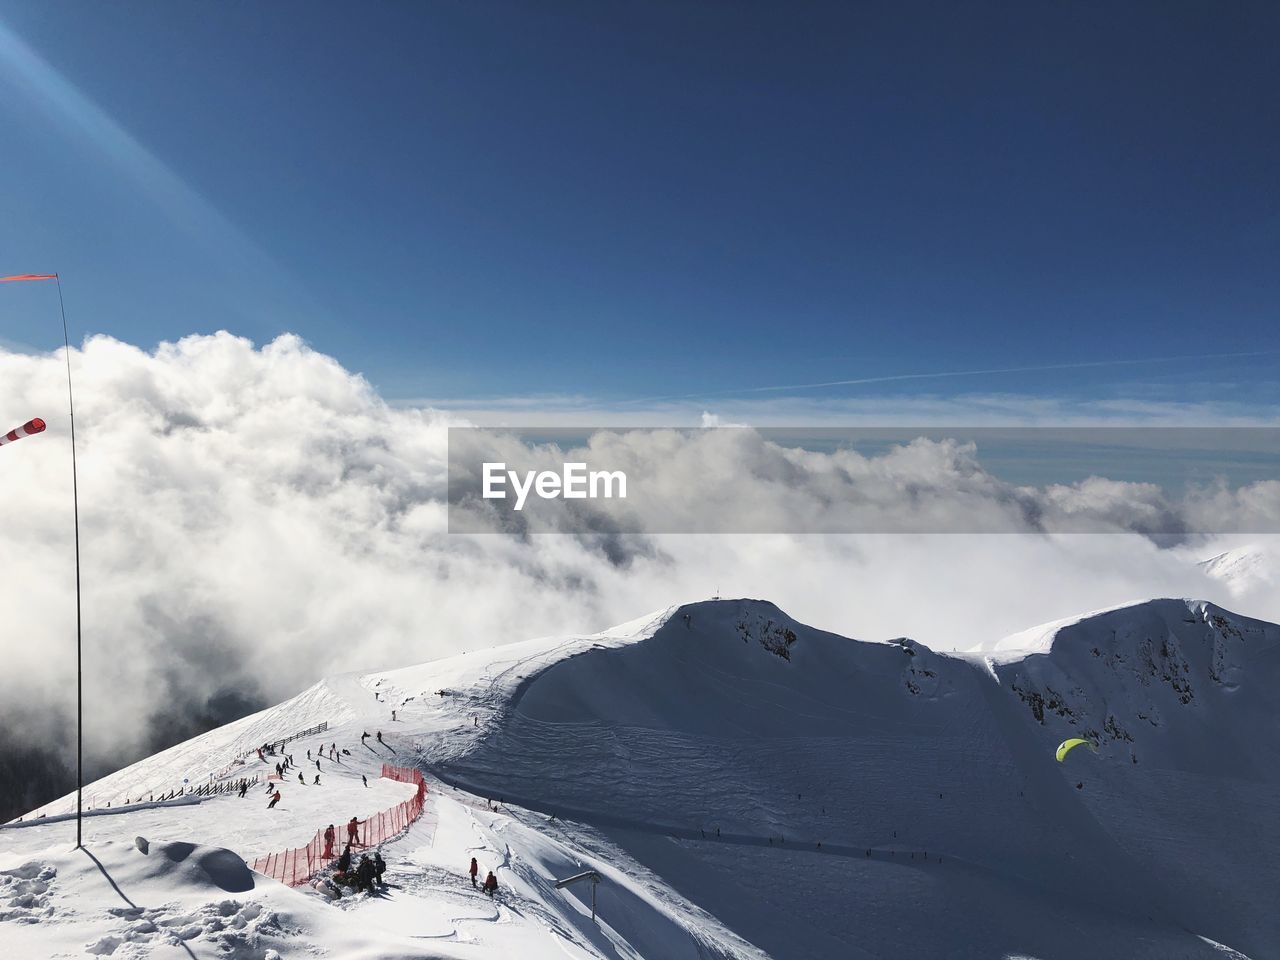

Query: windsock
[0,418,46,448]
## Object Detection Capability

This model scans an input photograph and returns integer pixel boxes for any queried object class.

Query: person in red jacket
[468,857,478,887]
[323,824,336,858]
[267,790,281,809]
[483,871,498,897]
[347,816,360,845]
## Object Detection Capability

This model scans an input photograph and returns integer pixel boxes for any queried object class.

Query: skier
[316,759,321,771]
[298,772,305,785]
[323,824,336,858]
[307,749,311,761]
[238,781,247,798]
[374,851,386,885]
[361,732,370,743]
[483,871,498,897]
[314,774,321,785]
[362,774,369,788]
[468,857,478,888]
[377,731,383,744]
[267,790,281,809]
[391,710,396,721]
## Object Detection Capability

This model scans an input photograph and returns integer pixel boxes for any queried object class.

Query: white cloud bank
[0,332,1274,786]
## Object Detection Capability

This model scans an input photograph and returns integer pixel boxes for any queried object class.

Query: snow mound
[122,837,256,894]
[0,841,292,959]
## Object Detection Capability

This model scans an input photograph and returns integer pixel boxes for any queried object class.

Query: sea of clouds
[1,331,1275,812]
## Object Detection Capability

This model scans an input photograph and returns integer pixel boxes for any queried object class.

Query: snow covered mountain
[1,597,1275,959]
[1200,544,1278,595]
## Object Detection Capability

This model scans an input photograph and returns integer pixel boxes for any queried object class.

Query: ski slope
[1,597,1275,959]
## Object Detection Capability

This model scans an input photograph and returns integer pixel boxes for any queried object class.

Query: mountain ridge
[4,596,1276,959]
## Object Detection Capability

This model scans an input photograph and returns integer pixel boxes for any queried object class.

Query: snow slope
[1200,544,1278,595]
[2,597,1275,959]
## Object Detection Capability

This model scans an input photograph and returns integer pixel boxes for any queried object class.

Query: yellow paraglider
[1055,737,1097,763]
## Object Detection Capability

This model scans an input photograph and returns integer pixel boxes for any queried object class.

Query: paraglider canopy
[1055,737,1097,763]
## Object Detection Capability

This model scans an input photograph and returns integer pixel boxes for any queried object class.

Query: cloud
[448,427,1278,535]
[1,332,1276,814]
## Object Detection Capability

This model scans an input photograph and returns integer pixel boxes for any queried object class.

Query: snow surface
[1,597,1275,959]
[1200,544,1278,595]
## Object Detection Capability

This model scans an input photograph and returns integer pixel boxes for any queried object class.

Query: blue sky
[0,1,1277,411]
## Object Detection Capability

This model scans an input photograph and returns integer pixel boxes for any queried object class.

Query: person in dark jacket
[356,855,376,892]
[374,851,386,884]
[468,857,478,887]
[336,844,352,873]
[483,871,498,897]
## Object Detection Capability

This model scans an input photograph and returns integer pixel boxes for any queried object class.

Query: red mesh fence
[250,764,428,887]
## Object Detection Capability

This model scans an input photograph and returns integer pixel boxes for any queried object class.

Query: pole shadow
[80,846,198,960]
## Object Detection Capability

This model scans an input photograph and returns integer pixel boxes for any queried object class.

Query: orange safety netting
[250,764,428,886]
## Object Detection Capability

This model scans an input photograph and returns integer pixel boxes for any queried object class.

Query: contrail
[623,351,1278,404]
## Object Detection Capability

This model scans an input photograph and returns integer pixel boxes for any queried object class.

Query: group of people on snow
[248,728,409,898]
[322,820,361,852]
[324,816,385,894]
[467,857,499,897]
[328,844,387,894]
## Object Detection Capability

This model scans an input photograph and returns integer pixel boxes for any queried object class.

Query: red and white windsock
[0,418,46,449]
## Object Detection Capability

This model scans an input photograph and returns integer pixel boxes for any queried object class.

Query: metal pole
[54,274,84,850]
